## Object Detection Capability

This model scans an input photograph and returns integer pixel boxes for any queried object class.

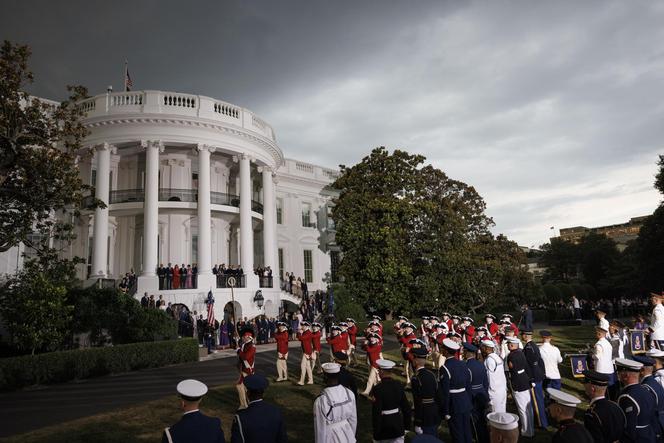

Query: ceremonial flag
[124,60,133,92]
[206,290,215,325]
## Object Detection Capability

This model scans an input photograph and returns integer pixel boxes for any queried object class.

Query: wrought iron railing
[216,273,246,288]
[110,189,145,203]
[103,189,262,214]
[211,191,240,207]
[259,276,273,288]
[159,188,197,202]
[251,200,264,214]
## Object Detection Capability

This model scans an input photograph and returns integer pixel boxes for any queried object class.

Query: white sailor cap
[486,412,519,430]
[442,338,460,351]
[647,349,664,358]
[506,337,520,345]
[480,339,496,348]
[615,358,643,372]
[176,379,208,401]
[322,362,341,374]
[376,359,396,370]
[595,325,609,333]
[546,388,582,408]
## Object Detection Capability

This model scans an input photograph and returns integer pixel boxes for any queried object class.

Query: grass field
[3,323,595,443]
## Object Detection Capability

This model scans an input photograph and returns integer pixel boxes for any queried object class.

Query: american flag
[124,61,133,92]
[206,290,215,325]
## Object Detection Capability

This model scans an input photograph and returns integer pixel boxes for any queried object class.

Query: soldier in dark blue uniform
[546,388,593,443]
[162,379,226,443]
[521,329,548,428]
[581,369,626,443]
[438,338,472,443]
[230,374,287,443]
[633,355,664,439]
[410,338,441,437]
[371,359,413,441]
[615,358,657,443]
[463,342,489,443]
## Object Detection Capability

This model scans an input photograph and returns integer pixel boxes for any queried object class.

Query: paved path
[0,335,399,438]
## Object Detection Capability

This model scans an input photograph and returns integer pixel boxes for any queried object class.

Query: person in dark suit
[157,264,166,290]
[582,369,625,443]
[162,379,225,443]
[371,359,412,441]
[231,374,287,443]
[165,263,173,290]
[521,330,548,428]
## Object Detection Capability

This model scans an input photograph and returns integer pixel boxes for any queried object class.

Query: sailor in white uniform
[480,339,507,413]
[650,292,664,350]
[313,362,357,443]
[592,325,617,397]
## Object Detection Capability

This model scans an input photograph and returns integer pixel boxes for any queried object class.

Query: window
[278,248,284,279]
[91,169,97,186]
[302,202,312,228]
[303,249,313,283]
[326,205,335,230]
[192,235,198,264]
[276,198,283,224]
[192,173,199,189]
[330,250,340,282]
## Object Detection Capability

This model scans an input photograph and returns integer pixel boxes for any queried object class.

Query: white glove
[414,426,423,435]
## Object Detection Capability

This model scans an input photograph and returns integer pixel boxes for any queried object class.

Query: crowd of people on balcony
[157,263,198,290]
[117,270,137,294]
[254,266,274,287]
[281,271,308,298]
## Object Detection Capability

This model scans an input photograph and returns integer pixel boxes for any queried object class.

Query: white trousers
[236,383,248,409]
[276,352,288,380]
[488,390,507,413]
[513,389,534,437]
[299,354,313,384]
[362,366,380,395]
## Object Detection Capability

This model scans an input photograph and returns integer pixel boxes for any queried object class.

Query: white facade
[1,90,339,321]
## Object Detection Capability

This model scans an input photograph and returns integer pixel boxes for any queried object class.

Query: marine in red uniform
[485,314,499,338]
[461,317,476,343]
[400,322,418,385]
[327,325,346,356]
[371,315,384,336]
[296,321,314,385]
[310,322,323,373]
[338,322,351,354]
[451,315,462,335]
[361,332,383,396]
[237,327,256,409]
[346,318,359,366]
[274,321,290,381]
[501,314,519,337]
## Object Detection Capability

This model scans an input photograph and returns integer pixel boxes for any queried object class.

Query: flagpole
[124,60,128,92]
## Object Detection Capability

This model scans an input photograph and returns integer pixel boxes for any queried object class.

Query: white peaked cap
[486,412,519,430]
[376,359,396,370]
[322,362,341,374]
[546,388,582,408]
[480,339,496,348]
[177,379,208,400]
[442,338,460,351]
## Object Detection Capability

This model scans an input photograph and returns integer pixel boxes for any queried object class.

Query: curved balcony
[107,189,262,214]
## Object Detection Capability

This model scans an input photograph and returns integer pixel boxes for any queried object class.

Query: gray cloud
[1,0,662,247]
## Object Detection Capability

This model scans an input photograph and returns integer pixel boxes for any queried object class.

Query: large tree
[635,154,664,293]
[332,147,529,315]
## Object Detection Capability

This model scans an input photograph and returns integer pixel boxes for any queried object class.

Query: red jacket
[327,334,346,353]
[487,323,499,338]
[464,325,476,343]
[297,330,313,355]
[363,341,383,368]
[347,325,358,345]
[275,330,289,355]
[400,332,417,361]
[237,342,256,382]
[311,330,322,352]
[340,332,350,351]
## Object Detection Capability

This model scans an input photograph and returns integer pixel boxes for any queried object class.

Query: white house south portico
[72,90,333,320]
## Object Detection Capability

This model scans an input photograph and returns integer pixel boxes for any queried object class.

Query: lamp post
[254,290,265,310]
[228,276,239,345]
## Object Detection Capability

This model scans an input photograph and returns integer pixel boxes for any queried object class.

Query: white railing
[213,101,240,118]
[111,92,143,107]
[323,169,339,180]
[252,115,266,130]
[79,98,96,113]
[295,162,314,173]
[162,93,196,108]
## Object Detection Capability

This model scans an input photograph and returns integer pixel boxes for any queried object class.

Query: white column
[91,143,114,278]
[261,167,278,284]
[239,154,257,286]
[139,141,162,286]
[196,144,215,290]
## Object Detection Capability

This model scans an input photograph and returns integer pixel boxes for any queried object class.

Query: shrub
[0,338,198,391]
[329,283,367,321]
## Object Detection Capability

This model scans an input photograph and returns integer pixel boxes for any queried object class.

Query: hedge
[0,338,198,391]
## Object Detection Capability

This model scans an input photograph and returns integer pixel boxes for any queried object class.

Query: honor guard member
[649,348,664,390]
[442,312,452,331]
[421,316,432,345]
[595,307,610,338]
[633,355,664,438]
[371,359,412,443]
[410,339,441,437]
[333,351,358,399]
[451,315,462,335]
[484,314,499,339]
[609,320,628,360]
[539,330,563,390]
[296,321,314,385]
[650,292,664,350]
[339,322,351,356]
[163,379,225,443]
[582,369,625,443]
[274,322,290,382]
[521,329,548,428]
[314,363,357,443]
[546,388,593,443]
[505,337,535,438]
[327,325,346,358]
[431,323,448,369]
[346,318,358,366]
[500,314,519,337]
[231,374,287,443]
[438,338,473,443]
[237,327,256,409]
[400,322,418,385]
[371,315,384,336]
[615,358,657,443]
[461,317,476,343]
[592,324,617,399]
[361,332,383,397]
[486,412,519,443]
[464,342,489,443]
[480,339,507,413]
[311,322,323,374]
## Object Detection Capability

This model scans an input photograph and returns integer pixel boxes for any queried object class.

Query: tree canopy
[331,147,529,315]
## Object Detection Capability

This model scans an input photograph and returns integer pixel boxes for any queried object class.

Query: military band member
[339,322,351,357]
[361,332,383,397]
[633,355,664,438]
[410,339,441,437]
[431,323,448,369]
[310,322,323,373]
[371,315,384,336]
[438,338,473,443]
[521,329,548,428]
[546,388,593,443]
[297,321,314,385]
[473,327,488,345]
[461,317,475,343]
[371,359,412,442]
[274,321,290,382]
[500,314,519,337]
[650,292,664,350]
[313,363,357,443]
[480,339,507,413]
[505,337,534,437]
[237,328,256,409]
[592,325,617,399]
[484,314,499,338]
[615,358,657,443]
[464,342,489,443]
[395,315,409,334]
[231,374,287,443]
[595,307,610,338]
[486,412,519,443]
[346,318,358,366]
[420,316,431,345]
[451,315,462,335]
[162,379,225,443]
[539,330,562,390]
[582,369,625,443]
[327,325,346,358]
[400,322,418,385]
[499,326,520,360]
[442,312,452,331]
[608,320,628,360]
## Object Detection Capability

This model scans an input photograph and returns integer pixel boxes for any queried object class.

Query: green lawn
[3,323,595,443]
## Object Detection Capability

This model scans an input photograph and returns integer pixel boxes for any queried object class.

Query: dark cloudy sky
[3,0,663,248]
